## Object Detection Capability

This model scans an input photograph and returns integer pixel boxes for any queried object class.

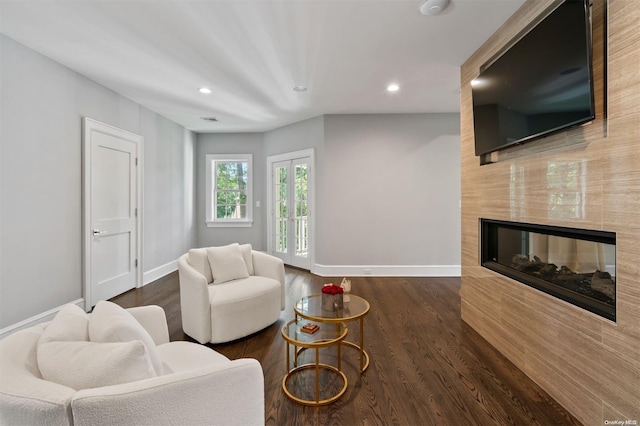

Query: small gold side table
[281,318,348,406]
[295,294,370,373]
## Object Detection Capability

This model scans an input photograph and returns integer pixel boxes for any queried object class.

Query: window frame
[205,153,253,228]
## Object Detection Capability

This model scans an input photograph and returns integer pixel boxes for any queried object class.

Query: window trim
[206,154,253,228]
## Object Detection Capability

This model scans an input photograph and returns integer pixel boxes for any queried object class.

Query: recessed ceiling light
[387,84,400,92]
[198,87,212,94]
[293,86,307,92]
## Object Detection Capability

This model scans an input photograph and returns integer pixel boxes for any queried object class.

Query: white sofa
[0,303,265,426]
[178,244,285,344]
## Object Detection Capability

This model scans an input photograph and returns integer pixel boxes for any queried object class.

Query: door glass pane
[275,166,287,254]
[294,164,308,258]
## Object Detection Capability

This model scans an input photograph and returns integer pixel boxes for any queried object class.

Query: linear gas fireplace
[480,219,616,321]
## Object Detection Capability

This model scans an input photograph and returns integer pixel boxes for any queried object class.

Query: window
[206,154,253,227]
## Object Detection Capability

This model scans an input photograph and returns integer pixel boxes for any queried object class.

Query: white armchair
[0,303,265,426]
[178,244,285,344]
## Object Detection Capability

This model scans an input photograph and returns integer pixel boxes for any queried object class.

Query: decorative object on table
[321,284,344,311]
[294,294,371,374]
[300,322,319,334]
[340,277,351,302]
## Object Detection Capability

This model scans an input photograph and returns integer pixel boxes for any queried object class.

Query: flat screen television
[472,0,595,157]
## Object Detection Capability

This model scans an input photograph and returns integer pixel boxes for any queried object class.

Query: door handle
[93,229,108,236]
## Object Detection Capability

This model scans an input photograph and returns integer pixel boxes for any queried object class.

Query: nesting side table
[281,318,348,406]
[294,294,370,373]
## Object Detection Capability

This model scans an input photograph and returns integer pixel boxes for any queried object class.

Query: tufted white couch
[178,244,285,344]
[0,303,265,426]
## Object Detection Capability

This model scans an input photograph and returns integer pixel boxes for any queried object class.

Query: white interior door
[271,156,312,269]
[83,118,142,308]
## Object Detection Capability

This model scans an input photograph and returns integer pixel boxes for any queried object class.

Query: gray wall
[142,110,197,270]
[196,133,265,250]
[199,113,461,271]
[0,35,196,328]
[321,114,461,267]
[263,115,325,158]
[260,113,461,270]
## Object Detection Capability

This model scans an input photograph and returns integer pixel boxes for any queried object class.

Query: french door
[270,155,312,269]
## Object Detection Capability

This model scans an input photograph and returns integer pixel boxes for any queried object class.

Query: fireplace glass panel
[481,219,616,321]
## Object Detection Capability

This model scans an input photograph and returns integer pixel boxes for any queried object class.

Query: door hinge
[135,208,138,217]
[135,259,138,268]
[135,158,138,166]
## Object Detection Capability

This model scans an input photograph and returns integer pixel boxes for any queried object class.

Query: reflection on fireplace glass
[481,219,616,321]
[497,228,615,304]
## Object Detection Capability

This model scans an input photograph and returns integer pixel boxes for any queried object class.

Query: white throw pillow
[89,301,163,375]
[38,304,89,347]
[38,340,157,390]
[187,248,214,283]
[206,243,250,284]
[240,243,255,276]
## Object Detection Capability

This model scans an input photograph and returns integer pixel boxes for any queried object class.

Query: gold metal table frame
[281,318,348,406]
[294,294,370,373]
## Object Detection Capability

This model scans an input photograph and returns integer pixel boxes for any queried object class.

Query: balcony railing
[295,217,308,257]
[275,217,308,258]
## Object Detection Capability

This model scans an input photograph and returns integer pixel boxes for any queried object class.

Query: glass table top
[281,318,347,347]
[295,294,370,322]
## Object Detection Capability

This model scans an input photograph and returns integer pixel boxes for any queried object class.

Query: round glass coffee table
[294,294,370,373]
[281,318,348,406]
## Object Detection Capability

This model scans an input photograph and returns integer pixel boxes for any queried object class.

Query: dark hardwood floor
[111,268,581,426]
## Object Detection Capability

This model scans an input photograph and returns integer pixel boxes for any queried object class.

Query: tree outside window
[206,154,253,227]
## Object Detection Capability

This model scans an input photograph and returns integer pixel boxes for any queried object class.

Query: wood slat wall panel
[526,287,603,342]
[555,328,639,418]
[501,294,560,365]
[526,352,603,423]
[460,0,640,424]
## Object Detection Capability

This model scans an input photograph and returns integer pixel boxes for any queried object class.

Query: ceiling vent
[201,117,218,122]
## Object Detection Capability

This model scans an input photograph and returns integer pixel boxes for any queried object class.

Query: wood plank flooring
[111,268,581,426]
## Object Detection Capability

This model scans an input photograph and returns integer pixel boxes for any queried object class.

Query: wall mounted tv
[472,0,595,157]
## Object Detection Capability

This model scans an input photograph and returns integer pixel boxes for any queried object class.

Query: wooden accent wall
[460,1,640,425]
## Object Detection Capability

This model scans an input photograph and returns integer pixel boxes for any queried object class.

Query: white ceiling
[0,0,525,133]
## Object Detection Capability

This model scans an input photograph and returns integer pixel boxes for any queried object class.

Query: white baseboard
[1,259,178,339]
[311,264,461,277]
[143,259,178,286]
[0,298,85,340]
